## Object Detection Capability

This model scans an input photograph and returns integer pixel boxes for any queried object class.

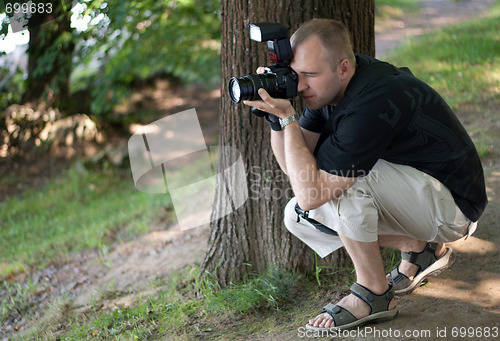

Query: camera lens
[228,74,277,103]
[229,78,241,103]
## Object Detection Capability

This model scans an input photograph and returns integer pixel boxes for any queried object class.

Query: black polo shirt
[299,54,487,222]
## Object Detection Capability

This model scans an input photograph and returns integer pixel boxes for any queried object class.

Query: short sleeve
[316,113,396,177]
[299,106,328,133]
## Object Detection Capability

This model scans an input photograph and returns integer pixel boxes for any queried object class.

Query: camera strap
[294,203,338,236]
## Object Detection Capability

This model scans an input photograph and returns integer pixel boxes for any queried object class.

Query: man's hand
[243,88,296,120]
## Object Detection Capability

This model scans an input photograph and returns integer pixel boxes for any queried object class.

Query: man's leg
[378,235,447,281]
[283,197,343,258]
[308,234,396,328]
[304,160,469,327]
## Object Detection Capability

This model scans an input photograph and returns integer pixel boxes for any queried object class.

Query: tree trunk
[23,0,74,110]
[201,0,375,287]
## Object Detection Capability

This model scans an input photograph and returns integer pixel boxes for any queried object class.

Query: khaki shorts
[284,159,474,258]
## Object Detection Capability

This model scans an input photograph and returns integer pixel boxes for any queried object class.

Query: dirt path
[375,0,495,56]
[4,1,500,339]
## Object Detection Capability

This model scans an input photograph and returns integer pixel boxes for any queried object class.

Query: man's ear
[338,59,351,79]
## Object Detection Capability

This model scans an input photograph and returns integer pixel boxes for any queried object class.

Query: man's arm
[245,89,357,210]
[270,128,320,175]
[282,121,357,210]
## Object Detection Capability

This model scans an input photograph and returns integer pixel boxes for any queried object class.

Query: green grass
[477,142,495,159]
[0,166,170,279]
[26,266,304,340]
[375,0,421,19]
[384,0,500,110]
[1,278,39,324]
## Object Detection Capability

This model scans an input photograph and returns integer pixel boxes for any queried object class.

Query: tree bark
[201,0,375,287]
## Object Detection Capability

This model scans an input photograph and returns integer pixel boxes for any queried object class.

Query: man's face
[290,36,343,109]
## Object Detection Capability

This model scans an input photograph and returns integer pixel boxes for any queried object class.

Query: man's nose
[297,76,308,92]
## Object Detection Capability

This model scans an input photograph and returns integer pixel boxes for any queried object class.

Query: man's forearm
[282,121,358,210]
[271,130,288,174]
[283,121,320,208]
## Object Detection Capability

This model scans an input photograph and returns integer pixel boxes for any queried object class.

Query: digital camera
[228,22,298,104]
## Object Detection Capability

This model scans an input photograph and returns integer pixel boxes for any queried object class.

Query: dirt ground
[3,0,500,339]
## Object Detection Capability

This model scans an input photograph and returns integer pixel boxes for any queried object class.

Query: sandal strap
[401,242,438,273]
[321,303,357,326]
[389,267,411,286]
[350,283,395,315]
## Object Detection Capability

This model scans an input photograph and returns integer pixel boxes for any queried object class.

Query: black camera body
[228,23,298,104]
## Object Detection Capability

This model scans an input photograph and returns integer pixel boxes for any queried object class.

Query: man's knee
[283,197,299,233]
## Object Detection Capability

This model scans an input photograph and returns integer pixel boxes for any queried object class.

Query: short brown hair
[291,19,355,70]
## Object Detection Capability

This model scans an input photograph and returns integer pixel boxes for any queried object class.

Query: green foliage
[0,7,9,37]
[73,0,221,115]
[385,1,500,109]
[0,165,170,279]
[1,0,221,115]
[32,30,74,78]
[0,1,78,109]
[0,66,26,110]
